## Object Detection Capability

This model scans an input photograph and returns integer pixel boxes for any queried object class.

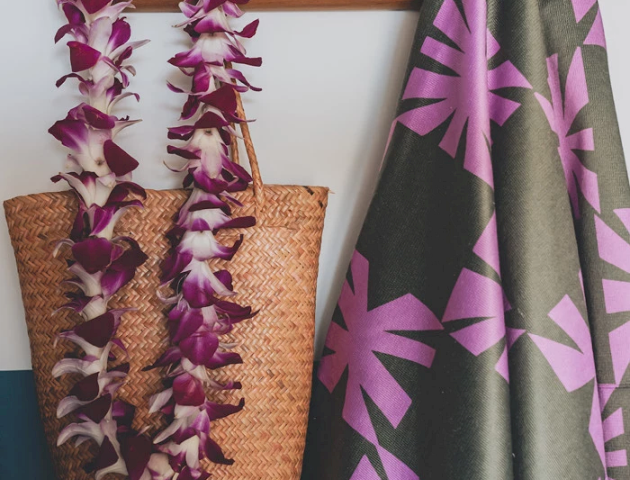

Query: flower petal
[83,105,117,130]
[148,388,174,414]
[112,400,136,428]
[205,398,244,420]
[215,216,256,232]
[214,300,254,322]
[72,237,114,273]
[198,85,237,114]
[169,307,204,343]
[204,437,234,465]
[49,118,88,151]
[153,417,185,445]
[168,125,196,141]
[146,453,175,478]
[167,145,200,160]
[52,357,101,378]
[69,372,100,401]
[82,0,113,14]
[57,395,90,418]
[162,250,193,284]
[63,3,85,26]
[68,41,102,72]
[144,347,183,371]
[73,311,118,348]
[103,140,139,176]
[194,111,229,130]
[206,351,242,370]
[181,263,234,309]
[108,181,147,202]
[101,242,148,297]
[236,19,259,38]
[78,394,112,423]
[109,18,132,50]
[94,436,122,478]
[57,420,103,446]
[173,373,206,406]
[180,331,219,366]
[121,435,153,480]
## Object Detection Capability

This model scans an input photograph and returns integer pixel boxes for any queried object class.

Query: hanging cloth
[302,1,629,479]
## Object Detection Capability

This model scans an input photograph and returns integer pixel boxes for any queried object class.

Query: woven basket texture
[4,183,328,480]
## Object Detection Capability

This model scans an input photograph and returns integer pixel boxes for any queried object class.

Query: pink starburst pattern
[584,8,607,49]
[396,0,531,188]
[535,48,600,218]
[599,320,630,472]
[442,268,522,381]
[571,0,607,49]
[318,251,443,480]
[444,213,524,381]
[529,294,605,470]
[595,210,630,315]
[572,0,598,22]
[594,210,630,473]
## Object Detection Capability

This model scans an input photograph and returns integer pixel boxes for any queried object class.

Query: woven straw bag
[3,99,329,479]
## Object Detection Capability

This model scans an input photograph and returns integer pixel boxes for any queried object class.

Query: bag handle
[232,91,265,214]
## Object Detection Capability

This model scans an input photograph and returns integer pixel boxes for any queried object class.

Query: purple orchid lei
[48,1,150,477]
[140,0,261,477]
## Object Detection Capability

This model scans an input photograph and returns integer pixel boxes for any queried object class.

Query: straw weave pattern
[4,185,328,480]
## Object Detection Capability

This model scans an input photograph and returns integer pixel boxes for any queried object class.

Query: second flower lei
[144,0,261,477]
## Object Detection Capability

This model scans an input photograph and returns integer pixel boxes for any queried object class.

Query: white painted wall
[0,2,627,370]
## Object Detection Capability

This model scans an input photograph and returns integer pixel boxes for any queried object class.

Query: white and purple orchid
[140,1,261,478]
[50,1,150,478]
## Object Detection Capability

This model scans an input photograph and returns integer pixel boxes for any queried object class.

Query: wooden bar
[134,0,422,12]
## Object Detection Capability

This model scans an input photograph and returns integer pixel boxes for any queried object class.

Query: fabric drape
[302,1,630,479]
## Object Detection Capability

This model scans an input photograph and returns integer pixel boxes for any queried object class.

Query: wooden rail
[134,0,422,11]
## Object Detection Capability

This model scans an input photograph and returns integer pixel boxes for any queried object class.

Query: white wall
[0,2,627,370]
[600,1,630,149]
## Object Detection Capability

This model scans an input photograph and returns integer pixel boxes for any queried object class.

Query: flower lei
[143,0,261,477]
[49,0,260,478]
[49,0,149,478]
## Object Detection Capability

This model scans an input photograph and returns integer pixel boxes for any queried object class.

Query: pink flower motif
[318,251,443,480]
[535,48,600,218]
[529,294,605,470]
[396,0,531,188]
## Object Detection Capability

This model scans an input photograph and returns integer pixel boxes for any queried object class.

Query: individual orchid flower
[58,408,129,479]
[144,0,260,477]
[50,1,148,478]
[50,103,140,176]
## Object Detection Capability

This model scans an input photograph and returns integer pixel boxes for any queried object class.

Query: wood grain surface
[134,0,423,11]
